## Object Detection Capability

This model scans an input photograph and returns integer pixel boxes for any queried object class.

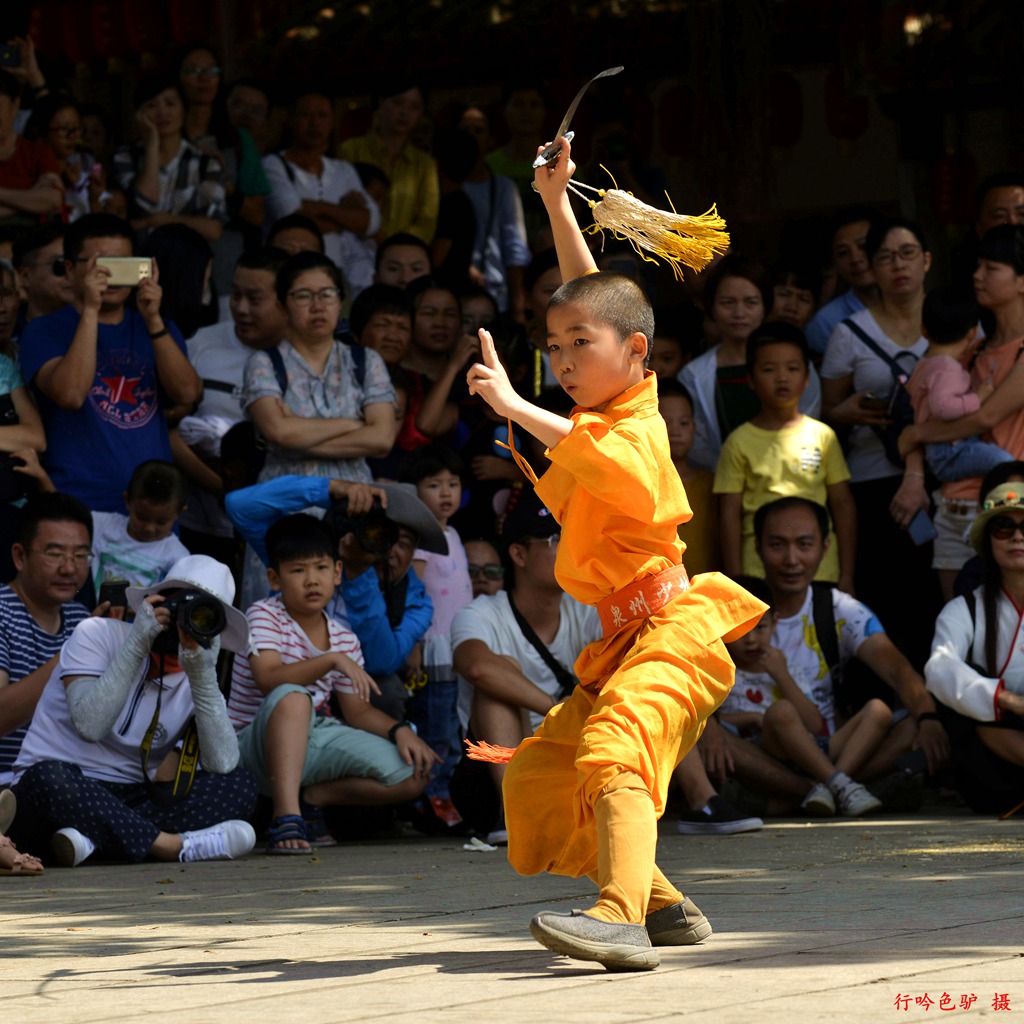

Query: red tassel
[464,738,518,764]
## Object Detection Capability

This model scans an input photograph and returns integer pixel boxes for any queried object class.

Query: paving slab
[3,811,1023,1024]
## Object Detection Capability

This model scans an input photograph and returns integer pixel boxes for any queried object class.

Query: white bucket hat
[126,555,250,653]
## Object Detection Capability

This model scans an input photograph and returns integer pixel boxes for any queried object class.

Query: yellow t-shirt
[677,467,719,575]
[713,416,850,581]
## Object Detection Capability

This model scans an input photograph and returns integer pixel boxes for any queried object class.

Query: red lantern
[28,1,64,64]
[123,3,166,56]
[825,65,869,143]
[61,1,98,66]
[92,0,129,60]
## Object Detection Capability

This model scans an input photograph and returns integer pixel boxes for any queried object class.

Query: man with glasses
[452,497,600,843]
[12,224,73,330]
[18,213,201,513]
[0,493,92,790]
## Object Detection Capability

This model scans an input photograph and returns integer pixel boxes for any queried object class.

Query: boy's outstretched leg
[530,772,661,971]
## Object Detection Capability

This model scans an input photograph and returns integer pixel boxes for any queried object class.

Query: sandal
[300,800,337,848]
[0,834,44,876]
[265,815,312,856]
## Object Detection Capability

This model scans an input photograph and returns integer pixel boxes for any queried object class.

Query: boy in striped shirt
[230,514,438,854]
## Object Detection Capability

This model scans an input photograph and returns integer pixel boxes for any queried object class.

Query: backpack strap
[266,346,288,396]
[811,581,843,694]
[276,152,297,184]
[350,343,366,389]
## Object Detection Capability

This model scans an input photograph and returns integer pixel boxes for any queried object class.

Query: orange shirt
[533,372,692,606]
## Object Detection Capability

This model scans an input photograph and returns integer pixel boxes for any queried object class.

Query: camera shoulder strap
[506,593,575,699]
[139,654,199,802]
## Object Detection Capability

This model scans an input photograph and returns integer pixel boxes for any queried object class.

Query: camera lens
[177,593,226,646]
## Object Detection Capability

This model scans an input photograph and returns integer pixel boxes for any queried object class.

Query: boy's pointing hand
[467,328,519,419]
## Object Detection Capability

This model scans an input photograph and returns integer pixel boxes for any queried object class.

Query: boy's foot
[801,783,837,816]
[180,820,256,862]
[266,815,312,855]
[530,910,660,971]
[51,827,96,867]
[645,897,713,946]
[677,794,763,835]
[485,827,508,846]
[299,802,337,848]
[834,781,883,817]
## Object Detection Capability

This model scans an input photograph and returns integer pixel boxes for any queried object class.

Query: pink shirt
[907,354,980,424]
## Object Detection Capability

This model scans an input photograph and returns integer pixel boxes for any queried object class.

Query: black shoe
[677,794,764,835]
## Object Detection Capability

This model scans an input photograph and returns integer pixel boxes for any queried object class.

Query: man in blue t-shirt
[19,214,201,512]
[0,493,92,787]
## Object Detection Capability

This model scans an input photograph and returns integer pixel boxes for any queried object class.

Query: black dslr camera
[328,497,399,558]
[153,591,227,653]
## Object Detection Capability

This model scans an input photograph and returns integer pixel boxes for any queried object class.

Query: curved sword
[532,66,624,169]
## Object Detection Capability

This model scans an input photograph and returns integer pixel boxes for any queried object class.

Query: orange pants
[503,573,765,922]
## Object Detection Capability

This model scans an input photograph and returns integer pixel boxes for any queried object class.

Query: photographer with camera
[9,555,259,867]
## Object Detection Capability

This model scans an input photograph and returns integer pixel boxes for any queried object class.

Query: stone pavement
[3,810,1023,1024]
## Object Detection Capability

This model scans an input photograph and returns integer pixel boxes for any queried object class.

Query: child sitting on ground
[907,286,1013,483]
[91,460,190,592]
[658,378,719,574]
[464,136,766,972]
[719,576,885,817]
[714,322,856,593]
[228,513,438,854]
[399,443,474,829]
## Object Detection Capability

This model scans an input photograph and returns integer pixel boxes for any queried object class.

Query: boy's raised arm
[533,138,598,282]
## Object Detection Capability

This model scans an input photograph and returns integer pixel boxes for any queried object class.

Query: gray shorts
[931,492,976,572]
[237,683,413,795]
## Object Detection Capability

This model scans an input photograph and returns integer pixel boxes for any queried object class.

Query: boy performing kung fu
[465,138,767,972]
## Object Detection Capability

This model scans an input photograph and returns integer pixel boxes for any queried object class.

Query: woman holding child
[926,483,1024,815]
[821,217,938,667]
[900,225,1024,591]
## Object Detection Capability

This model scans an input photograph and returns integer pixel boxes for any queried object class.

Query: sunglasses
[468,563,505,581]
[987,515,1024,541]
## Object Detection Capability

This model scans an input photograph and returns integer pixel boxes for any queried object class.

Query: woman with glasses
[926,482,1024,815]
[239,252,398,606]
[820,216,939,669]
[112,75,227,245]
[174,48,270,313]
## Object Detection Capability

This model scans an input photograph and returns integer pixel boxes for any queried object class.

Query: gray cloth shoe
[645,897,713,946]
[530,910,660,971]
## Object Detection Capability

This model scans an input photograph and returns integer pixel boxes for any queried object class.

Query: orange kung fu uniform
[502,372,766,923]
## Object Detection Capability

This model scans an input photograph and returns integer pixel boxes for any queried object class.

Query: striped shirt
[228,595,363,730]
[0,584,88,785]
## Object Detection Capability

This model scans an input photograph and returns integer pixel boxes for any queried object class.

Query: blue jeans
[408,679,461,800]
[926,438,1013,483]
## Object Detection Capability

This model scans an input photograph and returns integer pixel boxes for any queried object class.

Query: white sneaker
[51,827,96,867]
[801,783,836,816]
[485,827,509,846]
[835,781,883,817]
[179,820,256,863]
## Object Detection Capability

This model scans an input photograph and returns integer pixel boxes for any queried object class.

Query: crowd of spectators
[1,35,1023,874]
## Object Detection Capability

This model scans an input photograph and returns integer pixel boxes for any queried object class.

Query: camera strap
[506,593,575,699]
[139,654,199,802]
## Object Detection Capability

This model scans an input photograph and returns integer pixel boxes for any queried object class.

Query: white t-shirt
[14,618,198,785]
[820,308,927,482]
[180,321,267,537]
[720,667,778,719]
[771,586,884,735]
[91,511,191,592]
[263,153,381,298]
[451,590,601,732]
[228,594,364,729]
